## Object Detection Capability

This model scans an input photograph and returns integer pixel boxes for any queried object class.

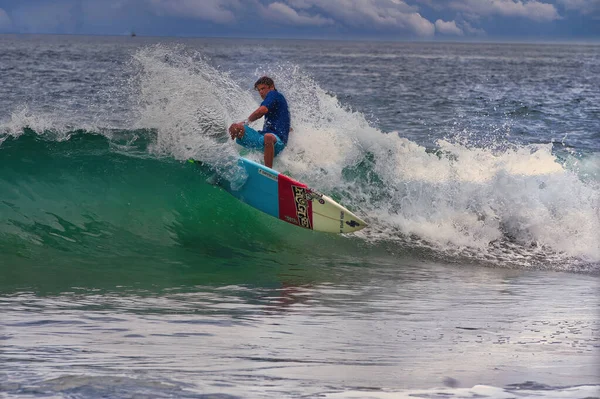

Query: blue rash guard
[260,90,290,144]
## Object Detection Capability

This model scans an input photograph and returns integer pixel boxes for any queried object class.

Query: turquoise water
[1,36,599,398]
[0,130,365,291]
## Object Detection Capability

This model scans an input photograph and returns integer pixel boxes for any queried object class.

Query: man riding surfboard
[228,76,290,168]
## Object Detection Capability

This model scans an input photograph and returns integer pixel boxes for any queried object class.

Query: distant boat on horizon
[131,31,136,37]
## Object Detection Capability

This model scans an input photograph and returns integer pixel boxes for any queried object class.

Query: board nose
[343,213,367,232]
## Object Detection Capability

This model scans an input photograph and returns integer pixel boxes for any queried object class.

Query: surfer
[228,76,290,168]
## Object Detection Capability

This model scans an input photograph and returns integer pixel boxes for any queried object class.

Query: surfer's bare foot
[263,133,276,168]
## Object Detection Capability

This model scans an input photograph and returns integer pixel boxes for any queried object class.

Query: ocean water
[0,35,599,398]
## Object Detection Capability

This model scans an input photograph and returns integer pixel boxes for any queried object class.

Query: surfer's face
[255,84,273,99]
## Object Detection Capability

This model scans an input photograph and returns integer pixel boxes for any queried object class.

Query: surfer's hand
[228,123,245,140]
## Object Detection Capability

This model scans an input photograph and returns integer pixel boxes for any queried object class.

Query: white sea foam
[0,104,111,145]
[0,105,64,143]
[130,44,248,176]
[358,138,600,263]
[323,384,600,399]
[270,62,599,265]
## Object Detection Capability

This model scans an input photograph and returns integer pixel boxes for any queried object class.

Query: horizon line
[1,32,599,46]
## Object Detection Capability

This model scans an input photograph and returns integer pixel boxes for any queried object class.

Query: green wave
[0,130,372,293]
[3,129,597,290]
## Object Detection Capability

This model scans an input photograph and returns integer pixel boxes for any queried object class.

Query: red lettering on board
[278,174,314,230]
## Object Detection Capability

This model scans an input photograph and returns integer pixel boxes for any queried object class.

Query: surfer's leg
[262,133,285,168]
[235,126,262,149]
[235,127,283,168]
[263,134,276,168]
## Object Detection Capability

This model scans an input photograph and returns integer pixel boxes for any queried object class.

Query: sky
[0,0,598,41]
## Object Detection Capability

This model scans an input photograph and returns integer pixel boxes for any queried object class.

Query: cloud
[281,0,436,36]
[147,0,241,24]
[262,2,334,26]
[0,8,12,32]
[2,0,595,39]
[556,0,600,16]
[460,20,487,36]
[10,1,82,33]
[435,19,464,35]
[447,0,561,22]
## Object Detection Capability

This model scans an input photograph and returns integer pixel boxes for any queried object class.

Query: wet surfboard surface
[222,158,367,234]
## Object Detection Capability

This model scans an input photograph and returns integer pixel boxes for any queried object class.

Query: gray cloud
[261,2,334,26]
[0,0,594,38]
[556,0,600,16]
[147,0,242,23]
[435,19,464,35]
[460,20,487,36]
[0,8,11,32]
[280,0,435,36]
[447,0,561,22]
[123,0,437,36]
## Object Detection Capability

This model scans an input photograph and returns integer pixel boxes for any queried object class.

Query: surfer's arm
[229,106,269,140]
[244,106,268,124]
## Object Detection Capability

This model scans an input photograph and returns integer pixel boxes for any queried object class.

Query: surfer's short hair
[254,76,274,89]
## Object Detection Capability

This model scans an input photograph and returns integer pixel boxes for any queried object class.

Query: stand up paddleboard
[212,158,366,234]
